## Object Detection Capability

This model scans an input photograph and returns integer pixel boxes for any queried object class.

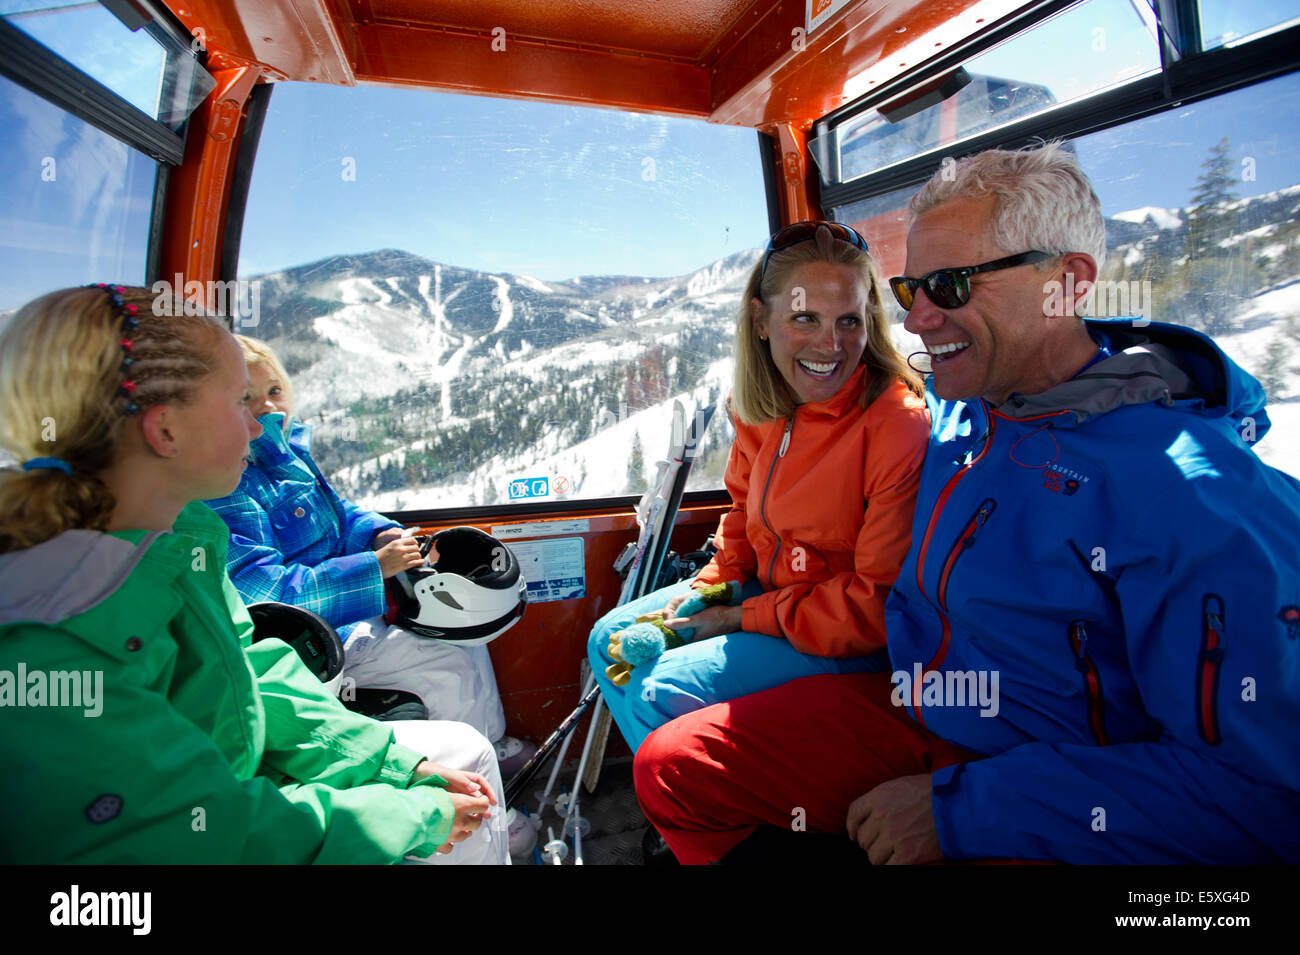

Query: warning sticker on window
[509,536,586,603]
[807,0,851,33]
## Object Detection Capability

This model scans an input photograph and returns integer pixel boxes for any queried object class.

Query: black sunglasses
[760,220,870,279]
[888,250,1056,311]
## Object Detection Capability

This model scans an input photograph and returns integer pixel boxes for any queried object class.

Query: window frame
[1,2,209,292]
[816,1,1300,211]
[0,15,185,166]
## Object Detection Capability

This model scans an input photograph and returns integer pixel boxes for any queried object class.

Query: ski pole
[504,678,601,808]
[537,671,595,810]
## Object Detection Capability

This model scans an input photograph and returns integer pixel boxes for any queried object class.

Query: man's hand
[845,773,943,865]
[663,604,743,642]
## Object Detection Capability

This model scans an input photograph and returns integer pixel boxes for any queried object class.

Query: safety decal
[509,537,586,603]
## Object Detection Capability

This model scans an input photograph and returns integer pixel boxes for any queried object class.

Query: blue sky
[237,85,772,281]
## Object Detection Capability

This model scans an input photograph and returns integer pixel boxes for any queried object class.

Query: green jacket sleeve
[0,623,454,864]
[225,571,434,787]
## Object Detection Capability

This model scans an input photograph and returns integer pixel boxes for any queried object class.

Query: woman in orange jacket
[588,222,930,751]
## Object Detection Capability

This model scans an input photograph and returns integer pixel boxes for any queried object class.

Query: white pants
[344,616,506,742]
[391,720,510,865]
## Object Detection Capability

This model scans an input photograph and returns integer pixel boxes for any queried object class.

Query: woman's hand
[664,604,744,642]
[660,592,692,618]
[375,536,424,578]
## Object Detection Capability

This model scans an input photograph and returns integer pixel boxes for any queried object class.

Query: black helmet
[385,526,527,646]
[247,601,345,695]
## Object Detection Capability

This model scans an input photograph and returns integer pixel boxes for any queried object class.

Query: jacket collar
[249,413,313,466]
[990,319,1266,433]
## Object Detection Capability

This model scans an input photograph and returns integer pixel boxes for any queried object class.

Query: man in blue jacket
[633,142,1300,864]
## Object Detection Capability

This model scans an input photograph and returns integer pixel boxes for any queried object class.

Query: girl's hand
[376,537,424,578]
[434,791,493,855]
[664,604,743,642]
[371,527,405,549]
[412,761,498,806]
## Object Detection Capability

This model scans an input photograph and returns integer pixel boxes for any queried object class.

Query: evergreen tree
[1185,137,1239,260]
[1256,336,1292,403]
[627,431,646,493]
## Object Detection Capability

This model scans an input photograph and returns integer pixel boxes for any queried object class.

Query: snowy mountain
[236,185,1300,513]
[243,248,761,510]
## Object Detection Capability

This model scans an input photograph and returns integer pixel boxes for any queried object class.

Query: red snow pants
[633,671,981,865]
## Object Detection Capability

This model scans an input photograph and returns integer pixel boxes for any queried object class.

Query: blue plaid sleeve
[211,490,388,632]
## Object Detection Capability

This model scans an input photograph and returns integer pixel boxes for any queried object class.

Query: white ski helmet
[247,601,345,697]
[385,526,527,646]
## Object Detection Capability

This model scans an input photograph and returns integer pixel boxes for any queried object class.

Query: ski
[580,398,716,794]
[504,397,718,812]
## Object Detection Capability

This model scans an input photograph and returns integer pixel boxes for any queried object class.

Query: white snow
[490,276,513,334]
[1207,280,1300,479]
[515,274,553,293]
[1112,207,1184,230]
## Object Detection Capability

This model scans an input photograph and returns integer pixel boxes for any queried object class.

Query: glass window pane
[1,1,213,128]
[0,73,156,312]
[1073,70,1300,478]
[1198,0,1300,50]
[823,0,1161,184]
[238,83,770,511]
[829,72,1300,480]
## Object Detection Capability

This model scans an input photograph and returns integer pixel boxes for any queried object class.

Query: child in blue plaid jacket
[206,337,529,769]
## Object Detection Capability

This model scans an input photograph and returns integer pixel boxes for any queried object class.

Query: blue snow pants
[586,577,885,752]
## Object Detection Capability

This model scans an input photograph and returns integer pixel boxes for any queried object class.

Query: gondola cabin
[2,0,1298,864]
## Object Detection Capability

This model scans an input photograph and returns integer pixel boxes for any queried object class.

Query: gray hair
[910,141,1107,269]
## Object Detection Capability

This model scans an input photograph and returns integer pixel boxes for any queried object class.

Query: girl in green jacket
[0,285,506,864]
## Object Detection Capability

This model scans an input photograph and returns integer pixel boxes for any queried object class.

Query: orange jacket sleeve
[741,393,929,656]
[692,415,759,588]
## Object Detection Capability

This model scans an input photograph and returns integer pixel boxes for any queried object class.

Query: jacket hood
[994,319,1269,438]
[0,530,165,627]
[0,502,226,629]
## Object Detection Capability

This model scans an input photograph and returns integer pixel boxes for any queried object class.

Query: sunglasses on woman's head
[888,250,1056,311]
[760,221,871,279]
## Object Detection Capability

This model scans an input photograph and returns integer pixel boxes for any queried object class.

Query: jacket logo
[1043,463,1089,496]
[85,794,123,824]
[1281,605,1300,640]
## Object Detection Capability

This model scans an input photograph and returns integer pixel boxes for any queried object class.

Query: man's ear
[749,297,767,340]
[1061,252,1099,318]
[138,404,177,458]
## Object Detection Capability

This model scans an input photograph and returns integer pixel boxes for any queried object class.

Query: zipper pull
[1071,620,1090,673]
[778,416,793,458]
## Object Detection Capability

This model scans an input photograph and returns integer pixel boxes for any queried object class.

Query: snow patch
[1112,207,1183,230]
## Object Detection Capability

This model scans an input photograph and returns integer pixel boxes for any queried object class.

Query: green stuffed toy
[605,581,741,687]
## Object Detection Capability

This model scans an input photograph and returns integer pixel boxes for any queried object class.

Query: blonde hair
[235,334,295,422]
[0,286,226,553]
[732,226,923,424]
